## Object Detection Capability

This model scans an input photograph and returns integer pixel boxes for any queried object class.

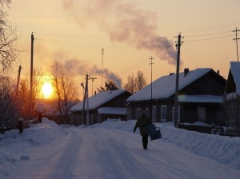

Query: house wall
[127,99,224,124]
[180,103,225,125]
[127,98,174,122]
[71,91,131,125]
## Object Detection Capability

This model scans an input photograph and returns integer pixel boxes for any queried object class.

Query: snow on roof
[178,95,223,103]
[70,89,126,112]
[230,61,240,95]
[98,107,127,115]
[127,68,212,101]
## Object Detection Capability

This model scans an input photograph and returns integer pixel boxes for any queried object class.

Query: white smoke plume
[64,58,122,88]
[63,0,179,65]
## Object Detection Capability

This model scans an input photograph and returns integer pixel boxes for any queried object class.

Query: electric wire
[114,49,161,76]
[184,34,234,43]
[34,32,109,39]
[114,52,152,74]
[36,38,130,48]
[184,30,231,38]
[182,44,202,68]
[182,22,240,33]
[34,33,159,77]
[31,25,236,80]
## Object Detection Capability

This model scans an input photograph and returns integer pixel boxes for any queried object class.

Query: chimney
[184,68,189,76]
[169,73,174,76]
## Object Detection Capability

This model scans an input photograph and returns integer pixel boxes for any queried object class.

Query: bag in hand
[147,124,162,141]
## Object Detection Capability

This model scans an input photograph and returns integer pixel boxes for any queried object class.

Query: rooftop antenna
[101,48,104,86]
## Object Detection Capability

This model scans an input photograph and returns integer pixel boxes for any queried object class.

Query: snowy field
[0,118,240,179]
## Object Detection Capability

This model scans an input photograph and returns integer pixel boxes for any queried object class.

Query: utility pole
[174,33,183,128]
[81,82,85,124]
[149,56,154,121]
[89,77,97,96]
[16,65,22,95]
[30,32,34,118]
[233,27,240,62]
[85,74,90,126]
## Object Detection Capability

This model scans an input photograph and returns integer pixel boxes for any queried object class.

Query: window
[145,108,149,117]
[152,106,157,122]
[197,107,206,122]
[136,108,141,120]
[161,105,167,122]
[172,107,180,122]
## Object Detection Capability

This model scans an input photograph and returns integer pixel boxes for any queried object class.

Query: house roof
[229,61,240,95]
[70,89,127,112]
[98,107,127,115]
[127,68,212,102]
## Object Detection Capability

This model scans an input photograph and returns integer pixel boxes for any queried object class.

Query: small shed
[70,90,131,125]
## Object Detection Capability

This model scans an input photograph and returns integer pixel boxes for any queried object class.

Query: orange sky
[9,0,240,98]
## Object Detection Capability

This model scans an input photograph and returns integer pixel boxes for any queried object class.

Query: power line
[36,38,130,48]
[114,50,158,75]
[184,30,231,38]
[182,22,240,33]
[182,44,202,68]
[184,34,233,43]
[115,58,147,75]
[34,32,109,39]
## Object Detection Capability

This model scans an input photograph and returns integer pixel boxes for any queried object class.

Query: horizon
[8,0,240,99]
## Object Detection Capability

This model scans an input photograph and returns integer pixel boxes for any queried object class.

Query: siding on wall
[127,71,226,125]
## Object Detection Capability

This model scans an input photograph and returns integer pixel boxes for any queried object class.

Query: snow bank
[0,118,240,174]
[93,119,240,169]
[159,122,240,169]
[0,118,68,174]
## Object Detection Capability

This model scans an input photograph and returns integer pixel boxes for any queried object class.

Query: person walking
[133,111,152,150]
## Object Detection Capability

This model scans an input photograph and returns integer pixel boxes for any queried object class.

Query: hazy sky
[9,0,240,95]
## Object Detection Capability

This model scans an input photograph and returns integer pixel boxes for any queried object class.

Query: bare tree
[124,74,136,94]
[0,75,17,126]
[0,0,18,128]
[13,68,43,119]
[135,70,147,91]
[50,60,78,123]
[124,71,147,94]
[14,79,29,119]
[0,0,18,73]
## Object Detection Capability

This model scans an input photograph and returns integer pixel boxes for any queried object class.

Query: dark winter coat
[133,115,152,136]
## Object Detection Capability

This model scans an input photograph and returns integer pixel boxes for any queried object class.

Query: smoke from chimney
[63,0,180,65]
[64,58,122,88]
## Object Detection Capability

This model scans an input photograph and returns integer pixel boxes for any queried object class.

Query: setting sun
[41,82,53,99]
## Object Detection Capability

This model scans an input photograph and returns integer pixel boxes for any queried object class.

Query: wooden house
[127,68,226,125]
[70,90,131,125]
[224,62,240,134]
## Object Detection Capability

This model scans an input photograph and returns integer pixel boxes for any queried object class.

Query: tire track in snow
[50,129,83,179]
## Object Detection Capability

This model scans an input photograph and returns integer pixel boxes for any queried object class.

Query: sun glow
[41,82,53,99]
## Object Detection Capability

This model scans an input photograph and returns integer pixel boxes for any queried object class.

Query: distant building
[70,90,131,125]
[127,68,226,125]
[224,61,240,134]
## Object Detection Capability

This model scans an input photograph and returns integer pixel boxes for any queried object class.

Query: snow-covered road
[1,119,239,179]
